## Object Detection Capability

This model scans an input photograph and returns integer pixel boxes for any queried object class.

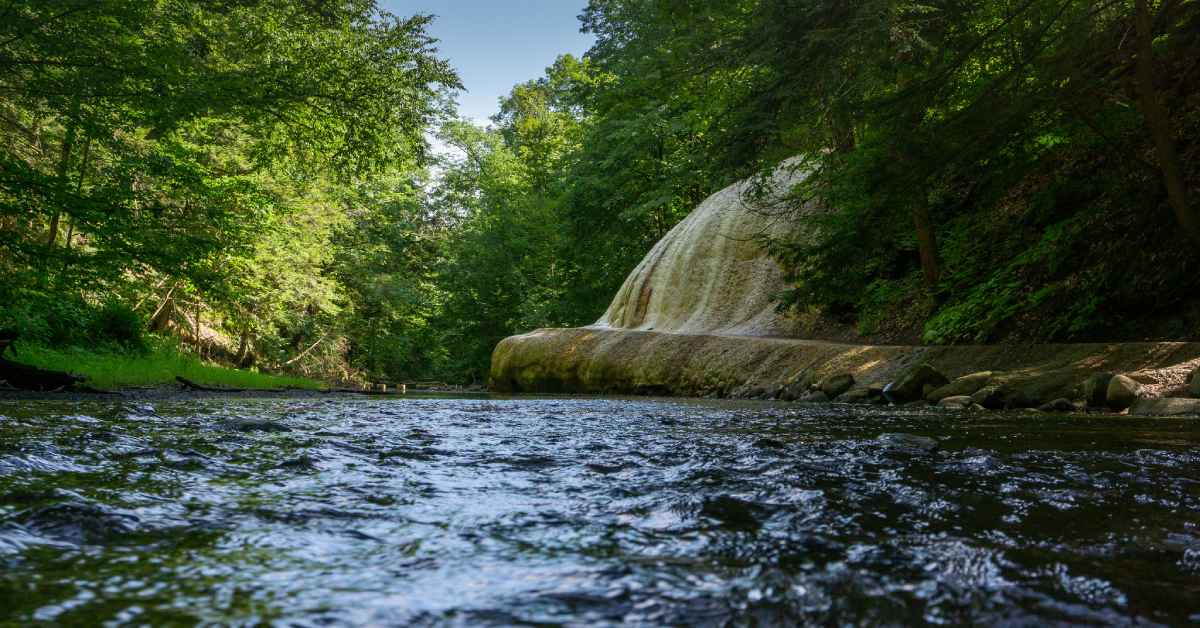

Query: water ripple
[0,397,1197,625]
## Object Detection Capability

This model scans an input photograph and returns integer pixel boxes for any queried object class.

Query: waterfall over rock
[594,158,814,337]
[489,159,1200,401]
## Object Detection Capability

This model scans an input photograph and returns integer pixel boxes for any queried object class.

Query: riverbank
[490,327,1200,413]
[4,344,321,392]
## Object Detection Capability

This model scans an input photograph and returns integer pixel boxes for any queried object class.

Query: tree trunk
[1133,0,1200,241]
[193,302,202,356]
[62,136,92,253]
[236,328,256,368]
[46,106,80,248]
[911,194,941,288]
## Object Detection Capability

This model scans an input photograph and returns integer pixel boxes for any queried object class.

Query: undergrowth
[7,341,321,391]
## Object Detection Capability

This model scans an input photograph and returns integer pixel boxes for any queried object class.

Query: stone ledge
[489,327,1200,403]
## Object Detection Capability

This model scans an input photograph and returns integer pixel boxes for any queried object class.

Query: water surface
[1,396,1198,625]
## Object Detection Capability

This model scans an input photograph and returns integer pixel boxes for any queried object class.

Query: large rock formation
[596,158,815,337]
[490,161,1200,405]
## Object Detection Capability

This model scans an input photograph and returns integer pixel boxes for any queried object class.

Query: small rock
[1130,397,1200,417]
[585,462,628,474]
[278,455,317,470]
[838,387,874,404]
[226,419,291,433]
[1082,372,1114,408]
[1106,374,1142,411]
[888,363,949,403]
[1038,398,1077,413]
[753,438,786,449]
[700,495,763,528]
[819,374,855,399]
[799,390,830,403]
[877,433,939,455]
[925,371,995,402]
[938,395,974,409]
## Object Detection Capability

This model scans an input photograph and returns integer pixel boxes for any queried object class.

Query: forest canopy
[2,0,1198,386]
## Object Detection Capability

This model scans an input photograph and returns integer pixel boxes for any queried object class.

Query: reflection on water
[1,396,1198,625]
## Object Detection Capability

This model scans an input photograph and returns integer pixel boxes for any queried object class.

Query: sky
[380,1,595,124]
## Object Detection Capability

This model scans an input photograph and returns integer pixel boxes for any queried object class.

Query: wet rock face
[595,158,818,337]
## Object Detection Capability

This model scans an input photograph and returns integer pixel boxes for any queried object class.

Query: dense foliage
[568,0,1200,344]
[3,0,1198,386]
[0,0,458,379]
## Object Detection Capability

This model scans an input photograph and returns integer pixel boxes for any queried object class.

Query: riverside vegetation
[1,1,1199,389]
[5,4,1200,625]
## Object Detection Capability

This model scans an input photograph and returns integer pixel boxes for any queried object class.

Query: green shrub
[89,301,147,352]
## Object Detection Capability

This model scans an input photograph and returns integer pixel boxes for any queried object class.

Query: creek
[1,396,1198,625]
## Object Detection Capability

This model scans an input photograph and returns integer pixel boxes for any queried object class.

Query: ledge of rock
[490,327,1200,405]
[488,159,1200,410]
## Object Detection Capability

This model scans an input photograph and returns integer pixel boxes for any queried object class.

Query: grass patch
[7,342,322,391]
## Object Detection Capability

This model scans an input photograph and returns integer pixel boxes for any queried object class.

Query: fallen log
[0,332,89,391]
[175,376,247,393]
[0,356,86,391]
[0,334,122,394]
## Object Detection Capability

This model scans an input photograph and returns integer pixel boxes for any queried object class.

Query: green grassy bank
[7,343,321,391]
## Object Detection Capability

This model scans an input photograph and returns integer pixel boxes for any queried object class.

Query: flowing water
[1,396,1198,626]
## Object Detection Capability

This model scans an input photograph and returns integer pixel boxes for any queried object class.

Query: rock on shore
[489,161,1200,410]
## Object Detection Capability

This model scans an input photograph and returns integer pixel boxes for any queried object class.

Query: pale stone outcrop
[595,158,817,337]
[490,160,1200,404]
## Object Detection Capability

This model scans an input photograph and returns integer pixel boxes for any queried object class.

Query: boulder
[819,373,856,399]
[779,382,804,401]
[1190,368,1200,398]
[971,385,1035,410]
[887,363,949,403]
[1082,372,1114,408]
[938,395,974,409]
[1106,374,1142,411]
[1129,397,1200,417]
[925,371,996,402]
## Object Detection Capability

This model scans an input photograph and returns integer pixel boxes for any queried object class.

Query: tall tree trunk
[194,301,202,356]
[46,105,80,248]
[1133,0,1200,241]
[62,136,92,253]
[911,194,940,287]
